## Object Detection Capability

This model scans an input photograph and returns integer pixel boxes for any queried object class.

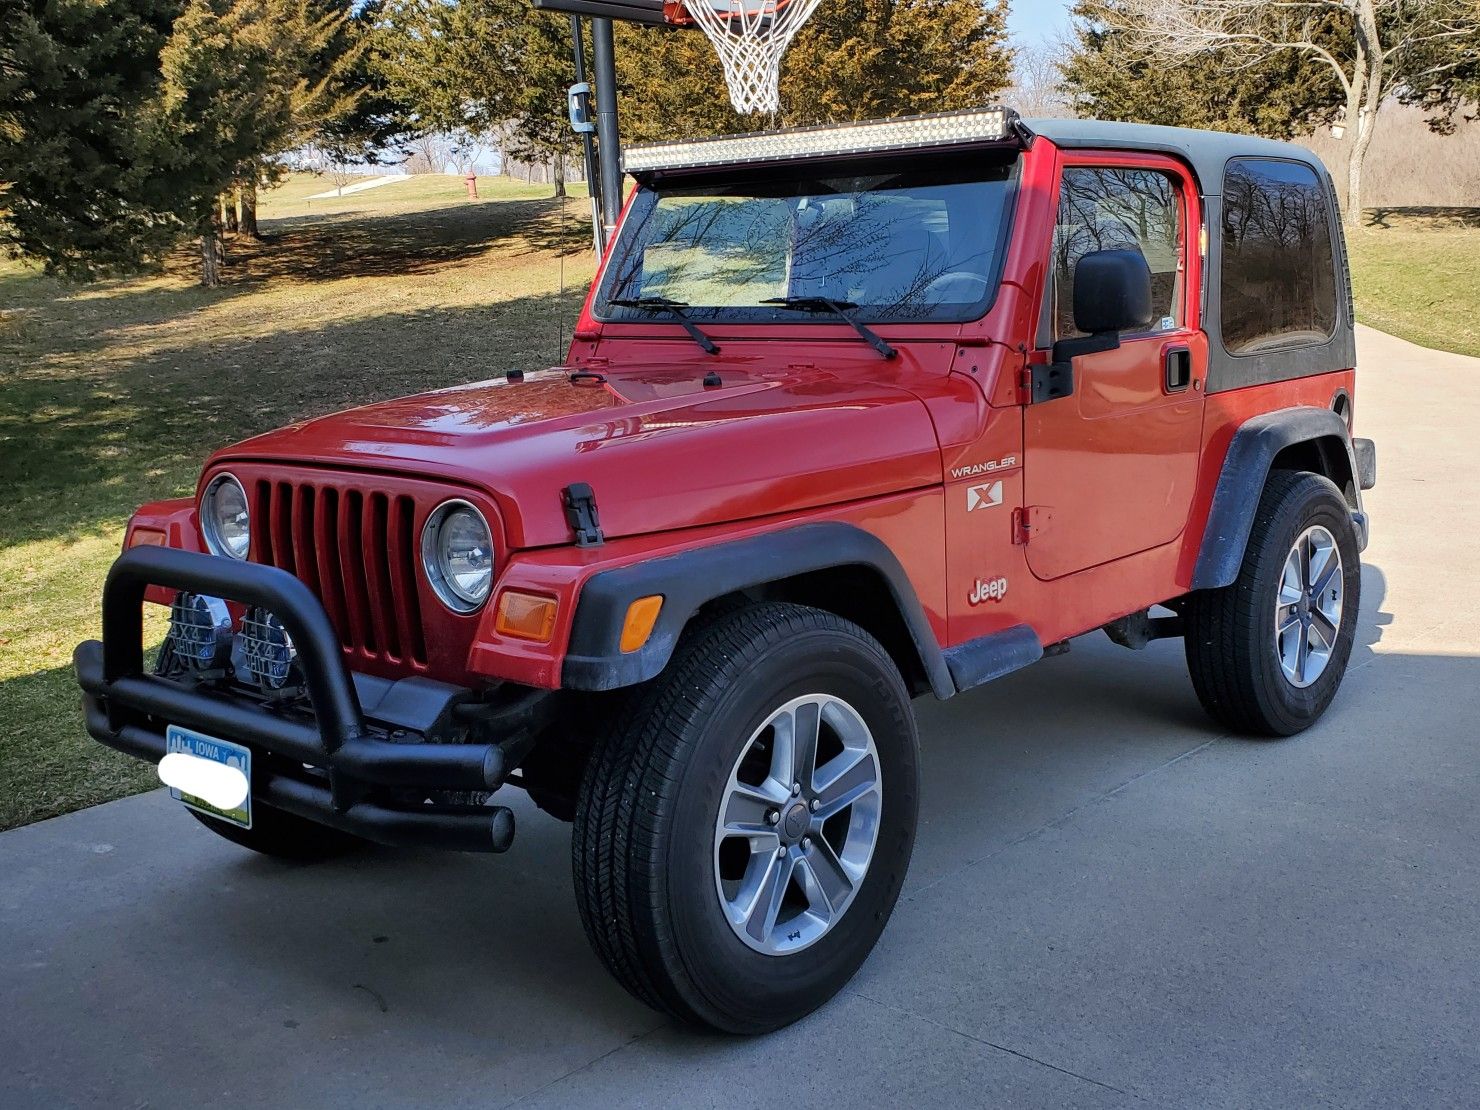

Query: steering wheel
[923,271,990,300]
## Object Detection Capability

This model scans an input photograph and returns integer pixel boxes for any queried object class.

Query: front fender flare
[561,521,954,698]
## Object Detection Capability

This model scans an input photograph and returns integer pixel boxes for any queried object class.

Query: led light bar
[623,107,1021,174]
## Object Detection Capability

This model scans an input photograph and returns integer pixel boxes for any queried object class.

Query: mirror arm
[1031,330,1122,404]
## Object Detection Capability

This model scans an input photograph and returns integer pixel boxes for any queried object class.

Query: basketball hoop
[665,0,823,114]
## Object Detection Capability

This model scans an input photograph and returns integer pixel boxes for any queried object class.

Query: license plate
[164,725,252,829]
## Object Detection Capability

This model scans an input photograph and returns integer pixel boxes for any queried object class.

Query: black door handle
[1164,347,1192,393]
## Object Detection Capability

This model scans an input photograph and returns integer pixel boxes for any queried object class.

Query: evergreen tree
[1059,0,1345,138]
[147,0,295,284]
[2,0,373,277]
[0,0,184,277]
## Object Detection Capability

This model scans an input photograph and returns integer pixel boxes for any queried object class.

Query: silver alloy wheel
[712,694,881,956]
[1276,524,1344,688]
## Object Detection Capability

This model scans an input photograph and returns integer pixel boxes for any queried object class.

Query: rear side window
[1220,158,1338,354]
[1052,166,1183,340]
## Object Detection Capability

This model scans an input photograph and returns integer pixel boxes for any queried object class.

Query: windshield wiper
[607,296,720,355]
[761,296,897,360]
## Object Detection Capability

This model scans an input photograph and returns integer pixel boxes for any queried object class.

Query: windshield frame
[592,151,1022,328]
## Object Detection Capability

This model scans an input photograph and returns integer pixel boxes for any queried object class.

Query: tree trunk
[200,217,223,287]
[221,194,238,234]
[553,152,567,198]
[239,179,260,238]
[1345,0,1384,227]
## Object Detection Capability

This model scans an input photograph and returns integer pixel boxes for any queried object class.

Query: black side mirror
[1072,248,1153,335]
[1032,249,1155,404]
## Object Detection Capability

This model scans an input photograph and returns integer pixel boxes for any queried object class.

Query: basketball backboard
[530,0,675,27]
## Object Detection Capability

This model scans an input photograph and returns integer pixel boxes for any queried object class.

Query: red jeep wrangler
[77,109,1376,1033]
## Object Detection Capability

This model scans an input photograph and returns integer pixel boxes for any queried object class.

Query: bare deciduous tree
[1009,39,1075,117]
[1110,0,1480,223]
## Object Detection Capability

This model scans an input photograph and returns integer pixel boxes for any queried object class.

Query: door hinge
[562,482,604,547]
[1013,506,1053,545]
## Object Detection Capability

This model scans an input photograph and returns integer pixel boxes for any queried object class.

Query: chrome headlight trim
[201,473,251,560]
[420,499,494,613]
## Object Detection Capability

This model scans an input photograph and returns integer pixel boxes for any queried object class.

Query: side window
[1221,158,1338,354]
[1052,167,1183,340]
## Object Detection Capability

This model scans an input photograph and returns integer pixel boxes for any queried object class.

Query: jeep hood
[212,361,943,547]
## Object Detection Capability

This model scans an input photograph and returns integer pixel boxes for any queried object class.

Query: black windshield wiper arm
[607,296,720,355]
[761,296,897,360]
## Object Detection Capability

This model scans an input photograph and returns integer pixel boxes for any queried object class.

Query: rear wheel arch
[1192,407,1365,591]
[1270,435,1358,506]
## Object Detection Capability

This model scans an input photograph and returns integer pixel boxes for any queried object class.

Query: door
[1023,153,1206,581]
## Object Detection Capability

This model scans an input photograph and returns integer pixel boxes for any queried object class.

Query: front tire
[572,602,919,1034]
[1184,470,1361,736]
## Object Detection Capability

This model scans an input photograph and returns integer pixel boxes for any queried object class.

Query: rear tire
[572,602,919,1034]
[1184,470,1361,736]
[188,804,364,861]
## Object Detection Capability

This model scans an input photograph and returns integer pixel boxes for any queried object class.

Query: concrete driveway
[4,326,1478,1108]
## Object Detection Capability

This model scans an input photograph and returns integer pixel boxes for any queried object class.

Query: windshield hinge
[562,483,605,547]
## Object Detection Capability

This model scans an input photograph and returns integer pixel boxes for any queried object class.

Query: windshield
[595,157,1017,324]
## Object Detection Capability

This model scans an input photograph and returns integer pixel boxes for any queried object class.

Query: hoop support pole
[592,18,623,238]
[569,15,606,254]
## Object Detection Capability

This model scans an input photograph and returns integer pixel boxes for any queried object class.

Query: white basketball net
[685,0,824,115]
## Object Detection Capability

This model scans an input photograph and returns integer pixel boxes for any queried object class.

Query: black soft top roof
[1024,117,1328,196]
[1028,117,1353,393]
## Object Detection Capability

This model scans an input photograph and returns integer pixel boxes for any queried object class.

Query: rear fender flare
[1192,406,1366,591]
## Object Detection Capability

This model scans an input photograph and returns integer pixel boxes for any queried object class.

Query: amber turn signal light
[126,528,165,548]
[620,595,664,653]
[494,590,558,643]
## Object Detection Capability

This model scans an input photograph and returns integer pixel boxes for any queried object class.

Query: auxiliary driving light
[238,606,299,689]
[166,592,234,672]
[622,107,1014,174]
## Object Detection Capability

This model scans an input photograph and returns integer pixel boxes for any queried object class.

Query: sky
[1007,0,1074,47]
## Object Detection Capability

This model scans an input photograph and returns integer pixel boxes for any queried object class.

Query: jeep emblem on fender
[968,576,1009,605]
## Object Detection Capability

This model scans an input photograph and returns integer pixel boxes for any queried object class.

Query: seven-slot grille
[250,479,428,668]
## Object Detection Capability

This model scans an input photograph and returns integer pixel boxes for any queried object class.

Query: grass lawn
[0,173,594,831]
[1349,207,1480,359]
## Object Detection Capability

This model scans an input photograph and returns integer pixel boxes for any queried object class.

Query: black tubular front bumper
[75,546,515,853]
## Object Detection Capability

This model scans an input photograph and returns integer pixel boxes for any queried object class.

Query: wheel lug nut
[777,846,787,859]
[801,837,811,850]
[765,809,780,826]
[809,798,819,812]
[792,782,801,796]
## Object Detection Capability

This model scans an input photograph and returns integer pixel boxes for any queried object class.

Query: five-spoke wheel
[1275,524,1345,688]
[714,694,881,954]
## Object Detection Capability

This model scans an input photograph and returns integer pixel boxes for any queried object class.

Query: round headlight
[201,474,250,560]
[421,500,494,612]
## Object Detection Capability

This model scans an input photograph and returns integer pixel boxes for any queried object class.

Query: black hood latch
[562,483,605,547]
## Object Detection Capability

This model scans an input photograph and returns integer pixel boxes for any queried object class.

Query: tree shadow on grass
[230,197,591,286]
[1365,206,1480,230]
[0,291,586,551]
[0,196,591,376]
